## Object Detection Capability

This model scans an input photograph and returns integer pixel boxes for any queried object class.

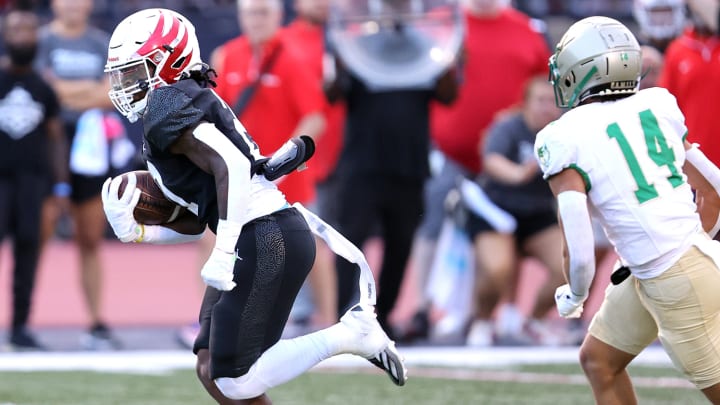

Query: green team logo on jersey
[537,144,550,169]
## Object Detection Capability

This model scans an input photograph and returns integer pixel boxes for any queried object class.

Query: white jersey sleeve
[535,122,581,181]
[652,88,688,143]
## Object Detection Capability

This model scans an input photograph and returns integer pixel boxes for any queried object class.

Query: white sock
[215,323,350,399]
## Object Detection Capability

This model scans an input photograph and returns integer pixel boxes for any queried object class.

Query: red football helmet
[105,8,202,122]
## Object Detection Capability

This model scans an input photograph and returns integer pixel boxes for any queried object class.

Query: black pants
[334,176,423,329]
[193,208,316,379]
[0,173,47,330]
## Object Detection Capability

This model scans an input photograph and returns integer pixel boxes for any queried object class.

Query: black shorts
[192,207,316,379]
[64,121,110,204]
[466,208,557,245]
[70,173,107,204]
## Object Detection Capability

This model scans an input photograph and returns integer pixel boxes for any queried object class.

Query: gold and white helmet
[549,16,642,108]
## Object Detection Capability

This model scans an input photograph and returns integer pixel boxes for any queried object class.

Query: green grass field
[0,364,707,405]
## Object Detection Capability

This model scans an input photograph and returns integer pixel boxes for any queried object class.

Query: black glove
[610,266,631,285]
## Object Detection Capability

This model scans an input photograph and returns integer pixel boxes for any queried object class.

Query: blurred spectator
[325,0,460,337]
[403,0,549,342]
[658,5,720,165]
[211,0,325,206]
[640,44,664,88]
[432,0,549,176]
[34,0,120,350]
[464,77,565,346]
[281,0,341,331]
[631,0,674,91]
[0,6,69,351]
[210,0,331,334]
[566,0,634,18]
[632,0,686,53]
[513,0,551,18]
[686,0,719,32]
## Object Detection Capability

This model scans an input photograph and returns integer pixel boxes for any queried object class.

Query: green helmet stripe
[567,65,598,107]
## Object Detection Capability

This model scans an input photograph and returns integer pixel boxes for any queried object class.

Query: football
[116,170,185,225]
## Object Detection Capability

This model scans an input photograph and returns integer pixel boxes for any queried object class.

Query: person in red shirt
[281,0,343,192]
[659,18,720,166]
[211,0,326,205]
[431,0,549,175]
[210,0,334,337]
[402,0,550,343]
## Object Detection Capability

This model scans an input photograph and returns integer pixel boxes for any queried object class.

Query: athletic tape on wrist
[557,190,595,298]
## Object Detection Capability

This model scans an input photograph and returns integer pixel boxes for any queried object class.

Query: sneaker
[80,323,122,350]
[495,304,526,338]
[396,310,430,344]
[466,320,494,347]
[8,327,47,351]
[523,319,568,346]
[340,304,408,386]
[431,313,468,342]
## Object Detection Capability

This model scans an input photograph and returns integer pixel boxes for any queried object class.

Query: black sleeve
[143,86,205,152]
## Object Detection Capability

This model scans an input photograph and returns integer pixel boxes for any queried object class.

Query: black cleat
[367,340,408,387]
[9,327,47,351]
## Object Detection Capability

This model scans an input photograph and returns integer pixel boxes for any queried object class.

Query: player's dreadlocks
[180,63,217,88]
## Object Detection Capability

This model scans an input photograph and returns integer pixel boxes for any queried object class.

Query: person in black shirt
[325,16,460,335]
[101,8,406,404]
[0,7,69,351]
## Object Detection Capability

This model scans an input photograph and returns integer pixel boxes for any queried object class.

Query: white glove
[201,247,237,291]
[101,174,141,243]
[554,284,587,318]
[200,219,243,291]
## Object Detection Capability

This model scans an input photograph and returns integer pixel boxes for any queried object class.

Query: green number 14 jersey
[535,87,701,279]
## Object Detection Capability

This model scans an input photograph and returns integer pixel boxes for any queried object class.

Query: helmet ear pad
[550,16,642,108]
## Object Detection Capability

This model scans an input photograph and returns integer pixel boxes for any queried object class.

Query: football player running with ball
[100,8,406,405]
[536,17,720,404]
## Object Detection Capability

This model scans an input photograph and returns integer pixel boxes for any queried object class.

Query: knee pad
[214,363,267,400]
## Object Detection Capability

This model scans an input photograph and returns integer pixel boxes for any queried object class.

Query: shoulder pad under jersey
[143,84,204,152]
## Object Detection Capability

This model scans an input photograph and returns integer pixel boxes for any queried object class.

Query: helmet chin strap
[127,96,149,123]
[126,110,140,124]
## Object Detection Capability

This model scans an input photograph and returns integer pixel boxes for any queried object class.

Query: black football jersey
[142,79,267,229]
[0,69,60,175]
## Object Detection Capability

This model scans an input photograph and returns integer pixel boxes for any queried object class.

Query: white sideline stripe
[0,346,673,372]
[318,367,694,389]
[0,351,195,373]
